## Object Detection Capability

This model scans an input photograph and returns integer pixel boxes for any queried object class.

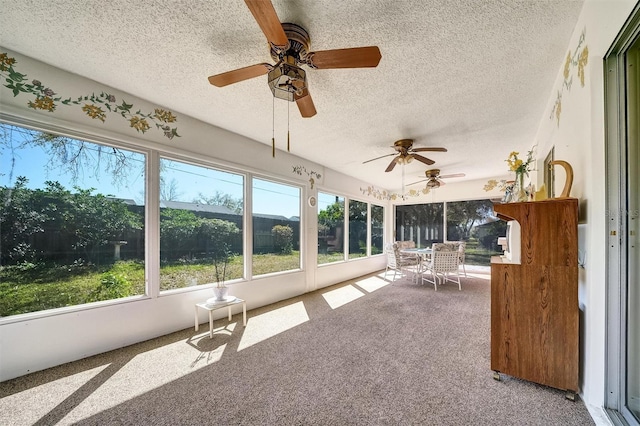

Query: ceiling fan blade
[412,154,435,166]
[208,63,272,87]
[362,153,397,164]
[244,0,288,48]
[440,173,466,179]
[385,158,398,172]
[407,178,429,186]
[308,46,382,69]
[295,89,317,118]
[411,147,448,153]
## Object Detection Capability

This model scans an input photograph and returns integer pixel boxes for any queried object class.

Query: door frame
[604,3,640,425]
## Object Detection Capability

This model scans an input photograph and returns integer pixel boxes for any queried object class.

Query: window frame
[0,118,152,323]
[370,203,385,256]
[317,191,346,265]
[250,174,303,278]
[156,154,247,293]
[347,198,369,260]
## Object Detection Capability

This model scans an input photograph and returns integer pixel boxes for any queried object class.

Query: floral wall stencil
[292,165,322,188]
[360,185,431,201]
[0,52,180,139]
[549,29,589,127]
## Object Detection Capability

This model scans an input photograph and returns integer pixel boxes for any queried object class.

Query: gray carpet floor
[0,270,595,425]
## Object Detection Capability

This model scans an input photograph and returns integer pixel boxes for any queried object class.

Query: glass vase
[512,173,528,202]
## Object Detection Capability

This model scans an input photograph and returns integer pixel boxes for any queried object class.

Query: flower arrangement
[503,146,536,202]
[505,146,536,178]
[484,146,538,202]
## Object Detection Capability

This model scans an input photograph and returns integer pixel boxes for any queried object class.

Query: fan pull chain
[401,165,406,200]
[287,101,290,152]
[272,96,276,158]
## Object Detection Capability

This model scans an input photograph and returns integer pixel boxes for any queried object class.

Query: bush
[89,272,132,302]
[272,225,293,255]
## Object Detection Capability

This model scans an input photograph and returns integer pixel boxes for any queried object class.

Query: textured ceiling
[0,0,584,191]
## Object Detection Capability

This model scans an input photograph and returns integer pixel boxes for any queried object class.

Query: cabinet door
[491,264,579,391]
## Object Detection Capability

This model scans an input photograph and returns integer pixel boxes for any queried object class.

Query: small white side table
[195,297,246,338]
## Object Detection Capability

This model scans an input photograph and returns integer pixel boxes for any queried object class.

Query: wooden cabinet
[490,198,579,396]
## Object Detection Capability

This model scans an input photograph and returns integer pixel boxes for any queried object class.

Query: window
[446,200,505,265]
[252,178,300,276]
[158,158,244,290]
[371,204,384,255]
[317,192,345,264]
[0,123,146,316]
[348,200,368,259]
[395,200,504,265]
[395,203,444,247]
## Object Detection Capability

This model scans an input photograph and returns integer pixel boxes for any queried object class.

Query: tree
[349,200,368,254]
[476,219,507,251]
[272,225,293,254]
[193,191,243,214]
[348,200,367,221]
[0,177,48,263]
[395,203,444,244]
[52,183,141,259]
[159,209,201,260]
[371,205,384,224]
[1,123,142,188]
[160,177,183,201]
[318,199,344,230]
[200,218,240,284]
[446,200,495,241]
[0,178,143,264]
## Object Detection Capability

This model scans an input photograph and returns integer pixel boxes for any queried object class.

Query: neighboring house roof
[253,213,290,221]
[111,198,297,221]
[112,198,139,206]
[160,200,237,215]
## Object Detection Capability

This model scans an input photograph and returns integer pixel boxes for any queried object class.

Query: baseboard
[585,404,615,426]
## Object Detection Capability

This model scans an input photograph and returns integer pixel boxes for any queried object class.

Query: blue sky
[0,125,301,218]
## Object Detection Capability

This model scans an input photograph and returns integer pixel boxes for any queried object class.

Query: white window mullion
[245,174,253,279]
[146,150,160,298]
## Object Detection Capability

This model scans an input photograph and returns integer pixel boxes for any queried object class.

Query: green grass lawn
[0,252,303,317]
[463,239,502,265]
[1,244,489,317]
[0,261,146,317]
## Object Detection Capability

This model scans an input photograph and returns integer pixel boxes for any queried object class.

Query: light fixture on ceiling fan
[408,169,466,190]
[362,139,447,172]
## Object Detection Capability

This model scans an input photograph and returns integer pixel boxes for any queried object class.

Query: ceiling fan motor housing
[425,169,440,178]
[270,23,311,62]
[267,23,312,101]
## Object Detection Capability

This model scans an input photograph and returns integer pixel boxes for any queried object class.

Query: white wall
[0,48,386,381]
[531,0,637,410]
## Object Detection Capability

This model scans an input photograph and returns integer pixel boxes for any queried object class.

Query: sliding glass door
[605,8,640,424]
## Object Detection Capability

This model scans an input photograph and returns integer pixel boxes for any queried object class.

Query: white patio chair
[384,243,420,283]
[421,243,462,291]
[457,241,467,277]
[445,241,467,277]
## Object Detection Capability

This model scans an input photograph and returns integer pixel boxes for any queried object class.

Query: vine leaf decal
[1,52,180,140]
[549,29,588,127]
